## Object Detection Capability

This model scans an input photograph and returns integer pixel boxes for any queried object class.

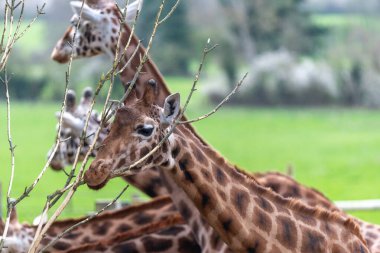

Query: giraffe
[49,92,380,253]
[84,86,370,253]
[0,196,201,252]
[47,87,109,171]
[50,0,208,198]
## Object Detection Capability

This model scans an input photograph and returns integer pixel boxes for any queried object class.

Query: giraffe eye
[136,124,154,137]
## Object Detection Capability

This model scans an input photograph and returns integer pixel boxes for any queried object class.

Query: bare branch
[14,3,46,42]
[180,72,248,124]
[0,69,16,251]
[180,42,218,117]
[158,0,180,25]
[0,1,46,71]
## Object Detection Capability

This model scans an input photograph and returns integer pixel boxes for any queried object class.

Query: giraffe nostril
[51,48,70,63]
[85,159,111,190]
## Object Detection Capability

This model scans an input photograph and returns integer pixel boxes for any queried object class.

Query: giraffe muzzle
[84,160,112,190]
[51,47,70,64]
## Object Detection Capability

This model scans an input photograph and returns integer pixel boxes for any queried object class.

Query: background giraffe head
[84,84,181,189]
[51,0,142,63]
[47,87,109,170]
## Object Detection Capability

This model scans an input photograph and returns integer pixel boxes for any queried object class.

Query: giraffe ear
[66,89,76,110]
[125,0,143,24]
[82,87,93,100]
[161,93,180,125]
[70,1,102,23]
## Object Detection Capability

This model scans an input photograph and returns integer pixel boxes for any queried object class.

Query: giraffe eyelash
[135,124,154,137]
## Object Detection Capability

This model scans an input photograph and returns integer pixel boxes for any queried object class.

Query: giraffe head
[48,87,108,171]
[84,84,181,189]
[51,0,142,63]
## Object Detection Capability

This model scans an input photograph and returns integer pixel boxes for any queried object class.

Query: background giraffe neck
[65,214,200,253]
[38,196,179,252]
[117,24,170,106]
[255,172,340,212]
[257,172,380,253]
[163,129,367,252]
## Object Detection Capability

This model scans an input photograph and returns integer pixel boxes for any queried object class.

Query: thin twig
[0,69,15,251]
[14,3,46,41]
[0,2,46,71]
[0,2,9,51]
[180,72,248,124]
[158,0,180,25]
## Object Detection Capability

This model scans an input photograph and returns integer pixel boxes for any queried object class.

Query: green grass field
[1,79,380,224]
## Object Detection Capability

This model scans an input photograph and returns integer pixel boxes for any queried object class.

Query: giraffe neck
[45,196,178,251]
[113,21,170,106]
[159,128,368,252]
[159,169,230,253]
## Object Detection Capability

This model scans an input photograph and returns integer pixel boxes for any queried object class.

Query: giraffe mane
[176,125,367,245]
[65,214,185,253]
[85,0,113,8]
[255,171,338,209]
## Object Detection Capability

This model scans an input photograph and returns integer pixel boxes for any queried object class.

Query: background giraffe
[50,0,201,198]
[0,196,200,252]
[47,87,109,170]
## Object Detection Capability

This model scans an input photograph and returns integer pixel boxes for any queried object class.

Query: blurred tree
[222,0,326,55]
[137,0,193,76]
[189,0,327,88]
